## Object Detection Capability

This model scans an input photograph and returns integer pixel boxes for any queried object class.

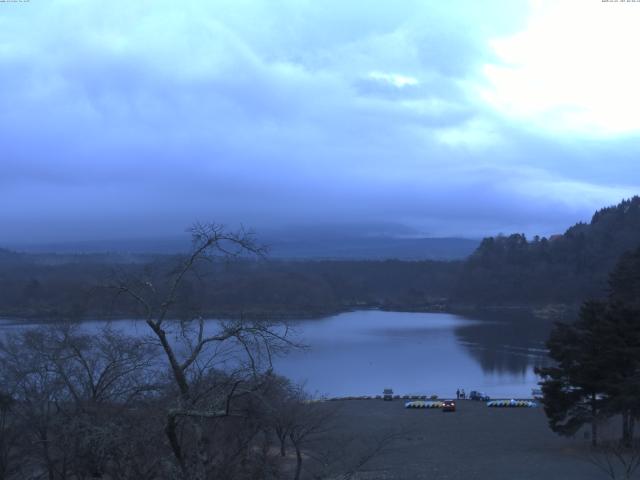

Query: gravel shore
[322,399,605,480]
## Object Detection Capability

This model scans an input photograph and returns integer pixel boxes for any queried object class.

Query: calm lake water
[0,310,554,399]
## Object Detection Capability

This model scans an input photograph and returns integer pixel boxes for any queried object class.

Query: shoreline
[0,302,577,324]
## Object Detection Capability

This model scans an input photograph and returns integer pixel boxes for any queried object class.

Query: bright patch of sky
[481,0,640,137]
[368,71,419,88]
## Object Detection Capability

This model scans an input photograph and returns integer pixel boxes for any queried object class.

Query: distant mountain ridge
[8,234,480,261]
[265,236,479,260]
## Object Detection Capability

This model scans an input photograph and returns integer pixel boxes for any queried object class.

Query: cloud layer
[1,0,639,243]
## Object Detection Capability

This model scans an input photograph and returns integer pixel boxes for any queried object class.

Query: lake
[0,310,554,399]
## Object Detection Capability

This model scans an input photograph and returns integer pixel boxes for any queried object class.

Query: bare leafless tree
[587,441,640,480]
[264,385,403,480]
[0,324,161,480]
[584,419,640,480]
[0,224,399,480]
[0,390,18,480]
[110,223,298,479]
[288,400,337,480]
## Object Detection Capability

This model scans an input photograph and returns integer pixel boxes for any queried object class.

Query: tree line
[3,197,640,319]
[457,196,640,305]
[0,252,459,321]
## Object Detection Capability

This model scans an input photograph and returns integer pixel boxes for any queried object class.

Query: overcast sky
[1,0,639,244]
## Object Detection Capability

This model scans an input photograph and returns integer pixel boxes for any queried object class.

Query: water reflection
[453,312,554,376]
[0,310,559,398]
[271,310,556,398]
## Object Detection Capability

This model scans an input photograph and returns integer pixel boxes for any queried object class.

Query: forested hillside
[456,196,640,305]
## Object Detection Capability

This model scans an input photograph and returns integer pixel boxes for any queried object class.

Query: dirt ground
[320,399,611,480]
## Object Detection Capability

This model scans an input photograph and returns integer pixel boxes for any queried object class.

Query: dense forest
[457,196,640,305]
[1,196,640,320]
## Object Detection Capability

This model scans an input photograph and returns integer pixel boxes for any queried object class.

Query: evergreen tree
[603,247,640,445]
[600,303,640,446]
[536,300,611,446]
[609,246,640,310]
[538,247,640,446]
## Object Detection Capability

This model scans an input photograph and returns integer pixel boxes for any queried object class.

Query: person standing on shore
[456,389,460,399]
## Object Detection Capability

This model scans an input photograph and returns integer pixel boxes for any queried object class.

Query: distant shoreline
[0,302,577,324]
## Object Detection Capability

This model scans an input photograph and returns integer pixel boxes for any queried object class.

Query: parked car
[469,390,490,401]
[442,400,456,412]
[383,388,393,401]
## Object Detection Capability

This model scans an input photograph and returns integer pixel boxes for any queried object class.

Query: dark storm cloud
[0,0,638,244]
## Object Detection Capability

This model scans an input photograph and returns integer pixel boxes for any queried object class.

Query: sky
[1,0,639,244]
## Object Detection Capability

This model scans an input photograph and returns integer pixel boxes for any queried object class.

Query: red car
[442,400,456,412]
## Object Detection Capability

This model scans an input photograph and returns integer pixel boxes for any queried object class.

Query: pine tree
[538,247,640,446]
[536,300,611,446]
[604,247,640,446]
[609,246,640,310]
